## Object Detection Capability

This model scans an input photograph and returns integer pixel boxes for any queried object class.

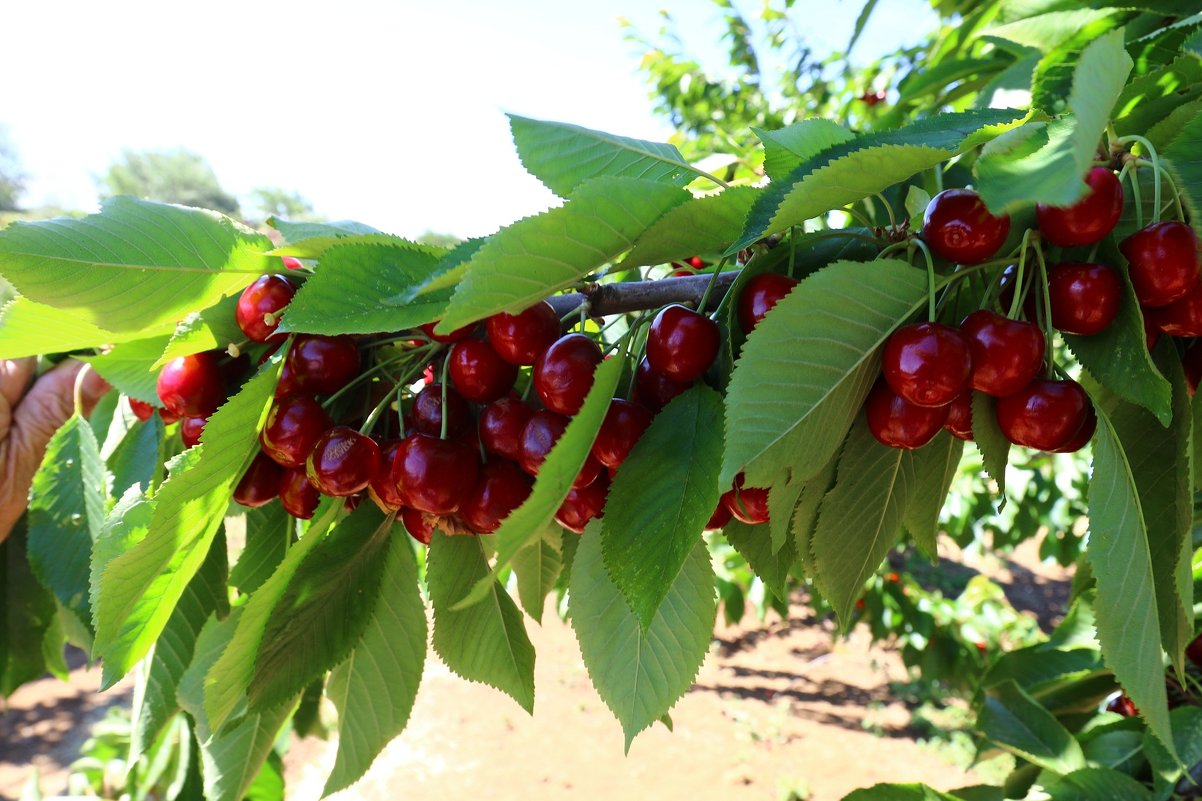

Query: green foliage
[0,521,61,696]
[100,148,240,215]
[978,679,1086,773]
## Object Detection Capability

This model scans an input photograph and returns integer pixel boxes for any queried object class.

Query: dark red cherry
[369,441,406,509]
[944,392,974,441]
[234,452,284,508]
[391,433,480,515]
[592,399,654,470]
[1037,167,1124,248]
[533,334,602,415]
[449,339,518,403]
[518,410,601,487]
[1107,694,1138,717]
[1143,312,1162,352]
[235,274,297,343]
[632,357,691,411]
[486,301,561,365]
[922,188,1011,264]
[279,467,320,519]
[881,322,972,407]
[128,397,155,422]
[157,352,225,417]
[287,335,360,395]
[180,415,208,448]
[410,384,473,440]
[738,274,799,335]
[159,407,181,425]
[721,474,770,525]
[400,506,434,545]
[260,394,333,468]
[281,256,304,271]
[220,353,253,395]
[995,378,1091,451]
[1120,220,1200,307]
[1148,280,1202,337]
[1046,263,1122,335]
[646,305,720,383]
[705,502,733,530]
[459,461,534,534]
[306,426,382,497]
[1052,404,1096,453]
[420,320,477,344]
[687,256,706,270]
[960,310,1045,397]
[865,379,949,450]
[1186,633,1202,668]
[479,397,534,462]
[556,472,610,534]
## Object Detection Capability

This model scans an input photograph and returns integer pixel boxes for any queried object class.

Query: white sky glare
[5,0,936,239]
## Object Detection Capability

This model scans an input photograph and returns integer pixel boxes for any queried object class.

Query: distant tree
[416,231,462,248]
[0,126,26,212]
[247,187,315,222]
[99,148,239,215]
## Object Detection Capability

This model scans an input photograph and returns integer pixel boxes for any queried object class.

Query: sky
[5,0,937,240]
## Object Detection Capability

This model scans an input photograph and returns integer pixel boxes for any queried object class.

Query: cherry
[705,502,732,531]
[260,394,333,468]
[592,399,654,470]
[1120,220,1200,307]
[400,506,434,545]
[646,305,720,383]
[633,357,691,411]
[518,410,601,487]
[944,392,974,441]
[1148,280,1202,337]
[287,335,361,395]
[721,474,770,525]
[479,397,534,462]
[448,339,518,403]
[180,415,207,448]
[533,334,602,415]
[556,472,610,534]
[459,461,534,534]
[865,379,949,450]
[220,353,253,395]
[1052,404,1096,453]
[281,256,304,271]
[995,378,1091,451]
[1036,167,1124,247]
[738,273,799,335]
[306,426,381,497]
[391,433,480,515]
[410,383,473,440]
[159,407,181,425]
[1106,694,1137,717]
[486,301,561,365]
[687,256,706,270]
[881,322,972,407]
[157,352,225,417]
[922,188,1011,264]
[369,441,407,509]
[1144,312,1162,352]
[234,452,283,508]
[279,467,320,519]
[960,310,1045,398]
[128,397,155,422]
[420,320,476,344]
[1046,263,1122,335]
[235,274,297,343]
[1186,633,1202,668]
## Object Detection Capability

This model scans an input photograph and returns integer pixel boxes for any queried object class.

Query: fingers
[12,360,110,448]
[0,358,36,408]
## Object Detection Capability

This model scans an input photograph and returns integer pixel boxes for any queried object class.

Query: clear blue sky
[6,0,936,239]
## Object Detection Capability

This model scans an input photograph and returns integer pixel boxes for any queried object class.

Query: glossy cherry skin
[486,301,561,365]
[180,415,207,448]
[646,305,720,383]
[459,461,534,534]
[632,357,691,411]
[721,474,770,525]
[369,441,406,509]
[533,334,602,415]
[1120,221,1201,307]
[279,467,321,519]
[233,452,283,508]
[157,352,226,417]
[556,472,610,534]
[235,274,297,343]
[1046,262,1122,335]
[128,397,155,422]
[1107,695,1138,717]
[420,320,476,344]
[1148,280,1202,337]
[400,506,433,545]
[882,322,972,407]
[260,394,333,468]
[592,399,654,470]
[281,256,304,271]
[391,433,480,515]
[306,426,382,497]
[738,274,799,335]
[518,410,601,487]
[944,392,974,441]
[995,378,1091,451]
[286,335,361,396]
[410,384,473,440]
[449,339,518,403]
[960,310,1045,398]
[1052,404,1097,453]
[479,397,534,462]
[1036,167,1124,248]
[865,379,949,450]
[922,188,1011,264]
[705,502,733,530]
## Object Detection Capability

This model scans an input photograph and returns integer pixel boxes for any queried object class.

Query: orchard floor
[1,539,1070,801]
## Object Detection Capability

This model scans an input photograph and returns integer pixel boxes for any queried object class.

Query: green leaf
[104,410,163,499]
[89,486,152,633]
[437,177,690,331]
[616,187,758,270]
[983,9,1118,53]
[248,505,393,712]
[508,114,693,197]
[94,361,279,688]
[721,259,929,489]
[767,471,806,555]
[27,415,105,634]
[324,532,426,795]
[979,679,1087,774]
[602,385,723,630]
[840,784,964,801]
[971,392,1010,501]
[511,530,563,624]
[0,197,271,334]
[389,237,488,303]
[153,295,245,369]
[229,504,291,595]
[754,119,855,183]
[428,533,535,713]
[1145,707,1202,800]
[845,0,880,55]
[791,449,840,580]
[0,521,60,697]
[267,218,389,257]
[904,431,964,555]
[1164,108,1202,241]
[570,523,715,751]
[723,519,796,601]
[0,296,139,358]
[1042,768,1152,801]
[81,336,171,404]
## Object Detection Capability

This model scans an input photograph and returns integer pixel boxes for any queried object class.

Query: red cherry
[128,397,155,422]
[1186,633,1202,668]
[995,378,1091,451]
[533,334,602,415]
[157,352,225,417]
[420,320,477,344]
[479,397,534,462]
[369,441,407,509]
[556,472,610,533]
[881,322,972,407]
[1148,280,1202,337]
[960,310,1045,397]
[865,379,949,450]
[592,399,654,470]
[449,339,518,403]
[281,256,304,271]
[1106,694,1138,717]
[279,467,320,519]
[409,384,473,440]
[705,502,732,530]
[486,301,561,365]
[180,415,207,448]
[1036,167,1124,248]
[391,433,480,515]
[687,256,706,270]
[159,407,181,425]
[1143,312,1162,352]
[518,410,601,487]
[260,394,333,468]
[721,474,770,525]
[632,357,690,411]
[646,305,720,383]
[400,506,433,545]
[459,461,534,534]
[922,188,1011,264]
[220,353,253,395]
[944,392,974,441]
[287,335,361,395]
[1120,221,1200,307]
[1052,404,1096,453]
[306,426,382,497]
[738,274,799,335]
[235,274,297,343]
[234,452,284,508]
[1046,263,1122,335]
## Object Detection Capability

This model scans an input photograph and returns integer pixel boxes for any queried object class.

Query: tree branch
[546,271,740,318]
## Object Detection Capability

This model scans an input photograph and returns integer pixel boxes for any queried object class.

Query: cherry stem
[1117,134,1163,224]
[1126,161,1144,230]
[873,193,898,230]
[358,387,395,436]
[787,226,799,279]
[322,351,422,408]
[1033,244,1055,376]
[697,257,731,316]
[439,354,451,440]
[72,363,94,418]
[1007,230,1033,320]
[909,238,938,322]
[1135,157,1184,220]
[841,204,875,229]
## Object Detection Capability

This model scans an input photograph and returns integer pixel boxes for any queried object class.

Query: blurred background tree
[0,126,27,212]
[99,148,240,215]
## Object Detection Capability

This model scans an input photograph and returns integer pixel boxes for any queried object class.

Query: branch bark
[545,271,740,318]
